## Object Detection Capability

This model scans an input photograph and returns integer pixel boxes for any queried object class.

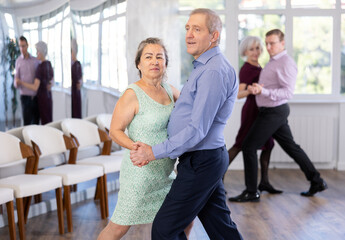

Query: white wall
[126,0,180,88]
[51,87,119,120]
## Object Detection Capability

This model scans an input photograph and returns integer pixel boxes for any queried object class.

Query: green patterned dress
[110,82,176,225]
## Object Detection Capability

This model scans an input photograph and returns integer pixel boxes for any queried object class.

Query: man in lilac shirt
[229,29,327,203]
[15,36,40,125]
[130,8,243,240]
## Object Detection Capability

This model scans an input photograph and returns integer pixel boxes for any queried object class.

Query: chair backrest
[96,114,112,132]
[45,120,63,130]
[62,118,101,148]
[6,126,25,142]
[0,132,26,166]
[84,115,98,124]
[23,125,67,157]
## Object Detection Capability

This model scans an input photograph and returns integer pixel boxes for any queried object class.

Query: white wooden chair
[7,125,66,171]
[6,125,66,204]
[0,188,16,240]
[22,125,106,233]
[61,118,123,217]
[48,119,102,161]
[0,132,64,240]
[3,127,26,179]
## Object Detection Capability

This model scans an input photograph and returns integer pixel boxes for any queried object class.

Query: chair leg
[94,179,101,200]
[6,201,16,240]
[23,196,32,224]
[16,198,25,240]
[55,188,64,234]
[98,176,106,219]
[64,186,73,233]
[103,174,109,217]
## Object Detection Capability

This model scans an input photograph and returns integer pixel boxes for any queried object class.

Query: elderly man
[229,29,327,203]
[130,8,243,240]
[15,36,40,125]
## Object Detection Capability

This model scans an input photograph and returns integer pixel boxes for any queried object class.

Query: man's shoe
[228,190,260,202]
[258,182,283,194]
[301,179,328,197]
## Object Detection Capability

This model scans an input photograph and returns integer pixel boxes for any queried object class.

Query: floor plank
[0,169,345,239]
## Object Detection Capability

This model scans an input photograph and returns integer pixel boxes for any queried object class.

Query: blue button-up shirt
[152,46,238,159]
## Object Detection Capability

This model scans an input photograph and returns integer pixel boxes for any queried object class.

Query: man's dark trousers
[152,146,243,240]
[242,103,322,193]
[20,95,39,126]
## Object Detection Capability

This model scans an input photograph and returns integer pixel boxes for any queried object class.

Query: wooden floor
[1,169,345,240]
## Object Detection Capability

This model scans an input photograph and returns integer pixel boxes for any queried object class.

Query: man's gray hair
[190,8,222,44]
[35,41,48,57]
[239,36,263,58]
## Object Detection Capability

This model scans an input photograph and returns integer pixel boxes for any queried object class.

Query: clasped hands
[247,83,263,95]
[130,142,155,167]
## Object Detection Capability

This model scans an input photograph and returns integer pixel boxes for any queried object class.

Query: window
[22,3,70,87]
[238,0,285,9]
[179,0,345,96]
[71,0,127,91]
[293,16,332,94]
[4,13,15,39]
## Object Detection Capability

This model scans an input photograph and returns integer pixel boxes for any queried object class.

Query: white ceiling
[0,0,47,9]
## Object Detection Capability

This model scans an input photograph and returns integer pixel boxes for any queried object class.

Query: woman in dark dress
[71,39,82,118]
[17,41,53,125]
[227,36,282,194]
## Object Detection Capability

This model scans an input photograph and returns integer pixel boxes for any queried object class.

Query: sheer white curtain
[126,0,180,88]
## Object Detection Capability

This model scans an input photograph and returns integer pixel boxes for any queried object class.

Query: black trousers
[242,103,322,193]
[20,95,39,126]
[152,146,243,240]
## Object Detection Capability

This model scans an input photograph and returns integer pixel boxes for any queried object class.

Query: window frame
[179,0,345,99]
[70,0,127,92]
[21,3,70,88]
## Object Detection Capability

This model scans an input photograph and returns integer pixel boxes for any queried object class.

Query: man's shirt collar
[271,50,287,60]
[193,46,220,67]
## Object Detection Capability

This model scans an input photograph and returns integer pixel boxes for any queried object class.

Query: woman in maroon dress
[17,41,53,125]
[228,36,281,194]
[71,39,82,118]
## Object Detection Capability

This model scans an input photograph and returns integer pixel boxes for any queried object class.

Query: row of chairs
[0,114,124,240]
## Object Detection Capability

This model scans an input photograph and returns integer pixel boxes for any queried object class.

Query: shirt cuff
[261,87,269,97]
[152,143,168,160]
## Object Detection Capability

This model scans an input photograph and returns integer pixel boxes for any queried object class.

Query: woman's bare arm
[18,78,40,92]
[237,83,250,99]
[109,89,139,150]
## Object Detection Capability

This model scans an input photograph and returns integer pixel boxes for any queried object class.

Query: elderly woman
[97,38,193,240]
[227,36,282,196]
[16,41,54,124]
[71,38,82,118]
